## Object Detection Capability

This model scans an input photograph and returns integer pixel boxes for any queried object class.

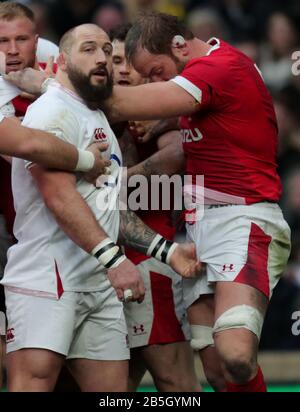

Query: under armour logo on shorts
[222,264,234,272]
[6,327,15,343]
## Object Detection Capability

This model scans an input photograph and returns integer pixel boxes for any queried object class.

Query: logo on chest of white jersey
[181,128,203,143]
[93,128,107,142]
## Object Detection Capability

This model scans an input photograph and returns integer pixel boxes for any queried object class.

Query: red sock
[226,366,267,392]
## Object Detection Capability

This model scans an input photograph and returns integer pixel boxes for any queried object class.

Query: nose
[8,40,19,56]
[119,61,130,75]
[95,48,107,66]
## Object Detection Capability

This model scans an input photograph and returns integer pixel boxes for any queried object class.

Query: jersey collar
[206,37,221,56]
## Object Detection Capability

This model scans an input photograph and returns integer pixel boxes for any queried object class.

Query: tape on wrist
[92,238,126,269]
[75,148,95,172]
[147,234,178,264]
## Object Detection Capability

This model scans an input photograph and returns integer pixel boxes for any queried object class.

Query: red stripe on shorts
[148,272,185,345]
[54,260,64,299]
[234,222,271,298]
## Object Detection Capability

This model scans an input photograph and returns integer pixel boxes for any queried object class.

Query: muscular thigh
[140,341,195,377]
[7,348,64,391]
[214,281,268,320]
[68,358,128,392]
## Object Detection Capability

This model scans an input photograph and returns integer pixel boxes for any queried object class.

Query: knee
[222,355,255,383]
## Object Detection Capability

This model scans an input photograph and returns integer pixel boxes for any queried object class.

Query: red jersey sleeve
[171,59,215,110]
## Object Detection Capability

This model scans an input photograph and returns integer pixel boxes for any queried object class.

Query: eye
[113,57,122,64]
[103,48,112,56]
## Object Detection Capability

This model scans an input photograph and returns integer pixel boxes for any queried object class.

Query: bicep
[30,164,76,201]
[109,81,202,122]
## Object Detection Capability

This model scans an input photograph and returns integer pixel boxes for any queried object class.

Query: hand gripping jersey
[171,38,281,205]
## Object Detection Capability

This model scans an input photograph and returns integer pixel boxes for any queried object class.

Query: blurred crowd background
[6,0,300,350]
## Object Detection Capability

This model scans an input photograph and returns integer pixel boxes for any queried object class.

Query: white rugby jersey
[1,83,122,298]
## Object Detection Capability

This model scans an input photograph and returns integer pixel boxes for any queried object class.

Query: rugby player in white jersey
[1,23,201,392]
[0,2,110,389]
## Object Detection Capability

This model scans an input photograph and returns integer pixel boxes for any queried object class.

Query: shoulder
[181,41,249,87]
[23,88,80,134]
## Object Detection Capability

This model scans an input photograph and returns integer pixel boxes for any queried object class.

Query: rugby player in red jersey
[106,12,291,392]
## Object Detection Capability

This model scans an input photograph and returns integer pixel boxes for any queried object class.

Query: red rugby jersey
[172,38,281,205]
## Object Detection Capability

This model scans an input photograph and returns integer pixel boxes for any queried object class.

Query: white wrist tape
[147,234,178,264]
[75,148,95,172]
[92,238,126,269]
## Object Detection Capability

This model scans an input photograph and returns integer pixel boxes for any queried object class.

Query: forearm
[119,209,156,254]
[127,142,185,179]
[117,129,139,168]
[104,82,198,123]
[19,126,80,170]
[119,209,178,265]
[148,118,179,141]
[47,189,108,253]
[0,118,91,172]
[49,188,108,253]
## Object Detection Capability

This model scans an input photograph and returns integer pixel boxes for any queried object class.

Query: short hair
[59,27,76,54]
[109,23,132,43]
[125,11,194,64]
[0,1,35,24]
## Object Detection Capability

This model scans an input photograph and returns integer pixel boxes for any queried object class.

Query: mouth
[91,67,107,80]
[6,61,22,71]
[117,79,131,86]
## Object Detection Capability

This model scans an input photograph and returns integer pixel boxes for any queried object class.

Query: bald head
[56,23,114,109]
[59,24,109,54]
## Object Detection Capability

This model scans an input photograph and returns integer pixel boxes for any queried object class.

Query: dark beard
[67,63,113,110]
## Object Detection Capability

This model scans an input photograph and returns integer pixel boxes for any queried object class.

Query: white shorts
[124,258,190,348]
[183,203,291,308]
[5,284,129,360]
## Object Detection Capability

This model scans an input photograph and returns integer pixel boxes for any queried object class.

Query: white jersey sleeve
[37,38,59,63]
[23,88,81,168]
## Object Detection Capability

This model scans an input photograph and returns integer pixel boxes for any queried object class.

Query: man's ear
[171,35,189,57]
[57,52,67,70]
